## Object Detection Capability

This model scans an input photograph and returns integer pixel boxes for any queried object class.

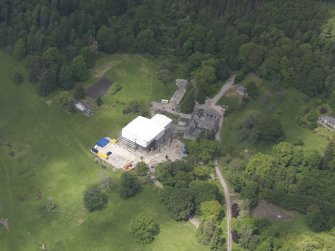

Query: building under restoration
[184,106,221,140]
[120,114,172,151]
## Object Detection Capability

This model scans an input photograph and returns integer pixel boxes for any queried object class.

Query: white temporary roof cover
[121,114,172,148]
[151,114,172,129]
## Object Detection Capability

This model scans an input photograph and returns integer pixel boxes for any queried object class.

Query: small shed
[319,115,335,130]
[237,86,248,96]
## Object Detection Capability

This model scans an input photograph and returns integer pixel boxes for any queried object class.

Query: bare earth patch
[86,78,113,99]
[252,200,297,221]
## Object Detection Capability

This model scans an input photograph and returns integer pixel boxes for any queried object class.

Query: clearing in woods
[252,200,297,222]
[0,52,206,251]
[85,78,113,99]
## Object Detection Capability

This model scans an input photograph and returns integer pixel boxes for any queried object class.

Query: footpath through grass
[0,52,206,251]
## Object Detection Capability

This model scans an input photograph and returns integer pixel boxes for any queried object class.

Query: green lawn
[272,215,335,250]
[220,74,327,154]
[85,53,176,104]
[0,52,207,251]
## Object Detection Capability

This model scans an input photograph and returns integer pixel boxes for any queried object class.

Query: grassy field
[86,53,175,104]
[271,214,335,250]
[220,73,328,154]
[0,52,207,251]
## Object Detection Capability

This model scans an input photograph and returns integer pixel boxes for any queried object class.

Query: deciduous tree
[83,184,108,212]
[131,213,159,244]
[119,172,140,199]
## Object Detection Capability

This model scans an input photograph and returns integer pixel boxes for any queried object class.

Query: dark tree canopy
[119,172,141,199]
[306,205,327,232]
[131,213,159,244]
[73,86,85,100]
[196,216,224,247]
[0,0,333,98]
[227,141,335,232]
[135,162,149,176]
[163,188,195,221]
[83,184,108,212]
[189,181,220,208]
[256,116,284,143]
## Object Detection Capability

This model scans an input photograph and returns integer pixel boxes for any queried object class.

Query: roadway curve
[215,159,232,251]
[205,75,235,142]
[209,75,236,106]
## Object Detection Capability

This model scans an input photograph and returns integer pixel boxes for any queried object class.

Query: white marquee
[121,114,172,148]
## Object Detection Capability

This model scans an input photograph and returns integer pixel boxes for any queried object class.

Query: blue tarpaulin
[96,137,109,147]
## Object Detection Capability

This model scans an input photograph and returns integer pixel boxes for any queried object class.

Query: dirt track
[204,75,235,142]
[209,75,236,105]
[215,160,232,251]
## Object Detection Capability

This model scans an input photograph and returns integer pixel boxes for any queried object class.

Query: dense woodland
[226,141,335,231]
[0,0,334,98]
[2,0,335,245]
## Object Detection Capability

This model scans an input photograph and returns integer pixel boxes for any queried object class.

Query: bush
[163,188,194,221]
[155,163,175,186]
[209,227,225,251]
[179,88,195,113]
[245,81,259,97]
[67,103,76,113]
[296,106,318,130]
[157,68,173,83]
[136,162,149,176]
[189,181,220,208]
[13,72,24,85]
[99,177,112,192]
[96,97,103,107]
[306,205,327,232]
[186,140,218,164]
[319,106,327,114]
[235,71,245,83]
[195,87,207,104]
[83,184,108,212]
[73,86,85,100]
[55,91,71,107]
[200,200,223,220]
[131,213,159,244]
[119,172,140,199]
[256,116,284,143]
[193,166,210,180]
[110,83,121,95]
[196,216,224,247]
